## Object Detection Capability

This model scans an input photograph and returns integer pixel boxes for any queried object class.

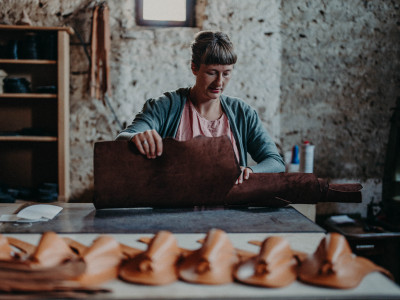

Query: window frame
[135,0,196,27]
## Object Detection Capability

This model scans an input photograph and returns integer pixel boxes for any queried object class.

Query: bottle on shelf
[287,145,300,173]
[299,140,315,173]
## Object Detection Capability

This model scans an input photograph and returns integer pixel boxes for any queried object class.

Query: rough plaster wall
[280,0,400,216]
[0,0,281,201]
[70,0,199,201]
[200,0,282,142]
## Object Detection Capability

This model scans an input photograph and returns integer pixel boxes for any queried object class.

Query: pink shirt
[175,100,240,162]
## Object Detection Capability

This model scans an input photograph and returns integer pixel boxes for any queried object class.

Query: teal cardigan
[116,87,285,173]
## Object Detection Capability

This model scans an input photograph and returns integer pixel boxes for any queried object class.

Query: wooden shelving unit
[0,93,57,99]
[0,136,58,142]
[0,59,57,65]
[0,25,71,201]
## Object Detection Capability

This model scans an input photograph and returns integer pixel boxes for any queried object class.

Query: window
[136,0,196,27]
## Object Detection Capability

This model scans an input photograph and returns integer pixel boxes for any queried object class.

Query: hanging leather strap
[90,3,111,100]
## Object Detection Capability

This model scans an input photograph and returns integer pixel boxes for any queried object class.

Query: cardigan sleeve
[115,99,162,141]
[246,109,285,173]
[115,93,177,141]
[116,88,188,141]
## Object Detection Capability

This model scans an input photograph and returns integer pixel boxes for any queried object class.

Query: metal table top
[0,203,324,234]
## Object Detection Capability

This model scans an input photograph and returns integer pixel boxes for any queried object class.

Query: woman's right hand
[131,129,163,159]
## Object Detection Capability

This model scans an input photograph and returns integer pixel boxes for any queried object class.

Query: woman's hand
[235,166,253,184]
[131,129,163,159]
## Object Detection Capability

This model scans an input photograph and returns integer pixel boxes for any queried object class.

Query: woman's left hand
[235,166,253,184]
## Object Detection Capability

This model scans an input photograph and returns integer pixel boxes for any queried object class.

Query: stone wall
[0,0,399,217]
[280,0,400,216]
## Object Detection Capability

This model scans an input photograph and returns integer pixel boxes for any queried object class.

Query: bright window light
[143,0,186,22]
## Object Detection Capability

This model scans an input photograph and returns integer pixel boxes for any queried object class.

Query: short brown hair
[191,31,237,69]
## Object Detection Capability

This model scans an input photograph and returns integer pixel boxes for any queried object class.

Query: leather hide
[93,136,362,208]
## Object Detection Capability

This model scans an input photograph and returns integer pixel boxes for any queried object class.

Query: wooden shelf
[0,26,70,201]
[0,59,57,64]
[0,136,57,142]
[0,24,74,35]
[0,93,57,99]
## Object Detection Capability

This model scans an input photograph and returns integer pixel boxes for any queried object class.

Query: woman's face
[192,63,234,101]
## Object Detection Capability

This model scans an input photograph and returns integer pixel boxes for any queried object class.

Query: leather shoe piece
[298,233,393,289]
[234,236,299,288]
[119,231,181,285]
[0,232,86,292]
[0,233,122,295]
[75,235,124,286]
[0,235,15,260]
[178,229,239,285]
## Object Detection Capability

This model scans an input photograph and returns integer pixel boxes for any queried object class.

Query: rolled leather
[225,174,362,206]
[93,136,362,208]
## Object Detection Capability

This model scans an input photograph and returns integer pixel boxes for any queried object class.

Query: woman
[116,31,285,183]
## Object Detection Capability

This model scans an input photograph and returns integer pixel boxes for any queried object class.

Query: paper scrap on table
[329,214,356,224]
[0,204,62,223]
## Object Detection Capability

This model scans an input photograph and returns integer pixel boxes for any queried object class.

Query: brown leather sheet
[93,136,362,209]
[94,136,241,209]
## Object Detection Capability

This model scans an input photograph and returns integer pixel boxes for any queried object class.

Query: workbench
[0,203,322,234]
[1,203,400,299]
